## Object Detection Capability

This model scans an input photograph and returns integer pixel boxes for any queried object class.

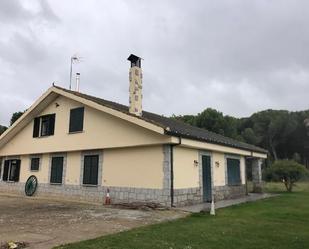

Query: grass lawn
[56,183,309,249]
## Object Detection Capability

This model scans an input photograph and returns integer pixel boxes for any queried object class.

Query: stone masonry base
[0,182,171,206]
[0,182,246,207]
[173,187,202,207]
[213,185,246,201]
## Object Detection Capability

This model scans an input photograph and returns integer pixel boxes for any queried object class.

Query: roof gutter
[170,137,181,207]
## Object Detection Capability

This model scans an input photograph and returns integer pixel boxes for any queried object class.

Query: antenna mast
[69,55,81,90]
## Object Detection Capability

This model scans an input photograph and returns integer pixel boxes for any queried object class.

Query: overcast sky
[0,0,309,126]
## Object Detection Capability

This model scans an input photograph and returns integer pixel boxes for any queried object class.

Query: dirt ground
[0,194,187,249]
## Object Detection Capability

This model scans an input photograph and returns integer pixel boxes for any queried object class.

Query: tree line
[173,108,309,167]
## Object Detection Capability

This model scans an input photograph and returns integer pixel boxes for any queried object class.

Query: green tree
[172,114,196,126]
[195,108,225,135]
[0,125,7,135]
[10,111,25,126]
[265,160,309,192]
[172,108,309,166]
[241,128,259,145]
[251,110,297,160]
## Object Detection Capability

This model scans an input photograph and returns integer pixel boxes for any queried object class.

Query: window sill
[3,181,19,183]
[68,130,84,135]
[227,183,242,186]
[34,135,52,139]
[82,184,98,187]
[30,170,40,172]
[50,183,62,185]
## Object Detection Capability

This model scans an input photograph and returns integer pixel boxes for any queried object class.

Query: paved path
[177,193,278,213]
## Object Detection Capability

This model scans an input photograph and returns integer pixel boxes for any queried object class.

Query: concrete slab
[177,193,278,213]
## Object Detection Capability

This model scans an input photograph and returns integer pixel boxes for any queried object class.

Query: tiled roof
[55,86,267,154]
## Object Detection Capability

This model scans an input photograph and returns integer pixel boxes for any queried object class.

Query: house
[0,55,267,207]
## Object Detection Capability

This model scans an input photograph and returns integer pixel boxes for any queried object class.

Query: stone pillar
[252,158,264,193]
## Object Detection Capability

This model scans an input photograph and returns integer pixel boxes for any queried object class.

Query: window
[2,159,21,182]
[33,114,55,138]
[50,156,64,184]
[227,158,241,185]
[69,107,84,133]
[83,155,99,185]
[30,157,40,171]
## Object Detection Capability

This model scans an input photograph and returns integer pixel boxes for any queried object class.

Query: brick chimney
[127,54,143,116]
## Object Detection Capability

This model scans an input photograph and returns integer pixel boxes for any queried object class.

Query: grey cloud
[1,0,309,125]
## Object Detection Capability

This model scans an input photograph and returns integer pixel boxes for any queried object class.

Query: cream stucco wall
[212,152,226,186]
[0,96,171,156]
[173,146,247,189]
[65,151,81,185]
[173,146,199,189]
[3,146,163,189]
[18,154,50,184]
[103,145,164,189]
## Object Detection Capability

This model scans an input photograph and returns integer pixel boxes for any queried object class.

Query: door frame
[199,151,214,202]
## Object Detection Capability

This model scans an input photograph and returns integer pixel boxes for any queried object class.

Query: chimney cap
[127,54,142,63]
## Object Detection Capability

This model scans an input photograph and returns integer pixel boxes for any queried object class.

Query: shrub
[265,160,309,192]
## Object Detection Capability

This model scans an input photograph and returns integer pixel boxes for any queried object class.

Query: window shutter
[31,158,40,171]
[13,160,21,182]
[50,157,63,184]
[227,158,241,185]
[69,107,84,133]
[90,156,98,185]
[50,164,56,183]
[83,156,91,185]
[48,114,55,135]
[33,117,40,137]
[2,160,9,181]
[83,155,98,185]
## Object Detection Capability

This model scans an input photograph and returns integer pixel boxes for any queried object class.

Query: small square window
[31,158,40,171]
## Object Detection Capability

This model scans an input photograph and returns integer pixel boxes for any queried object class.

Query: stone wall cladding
[213,184,246,201]
[0,182,246,207]
[162,145,171,193]
[173,187,202,207]
[0,182,171,206]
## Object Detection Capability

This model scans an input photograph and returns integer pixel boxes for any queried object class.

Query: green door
[202,155,212,202]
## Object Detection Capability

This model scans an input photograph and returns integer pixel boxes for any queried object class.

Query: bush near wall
[265,160,309,192]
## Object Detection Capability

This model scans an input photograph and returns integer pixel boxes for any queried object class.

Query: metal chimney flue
[76,72,80,92]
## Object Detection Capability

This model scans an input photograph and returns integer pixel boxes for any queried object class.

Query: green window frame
[30,157,40,171]
[69,107,84,133]
[50,156,64,184]
[2,159,21,182]
[227,158,241,185]
[83,155,99,185]
[33,114,56,138]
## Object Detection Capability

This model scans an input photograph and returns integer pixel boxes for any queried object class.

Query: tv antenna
[69,54,82,90]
